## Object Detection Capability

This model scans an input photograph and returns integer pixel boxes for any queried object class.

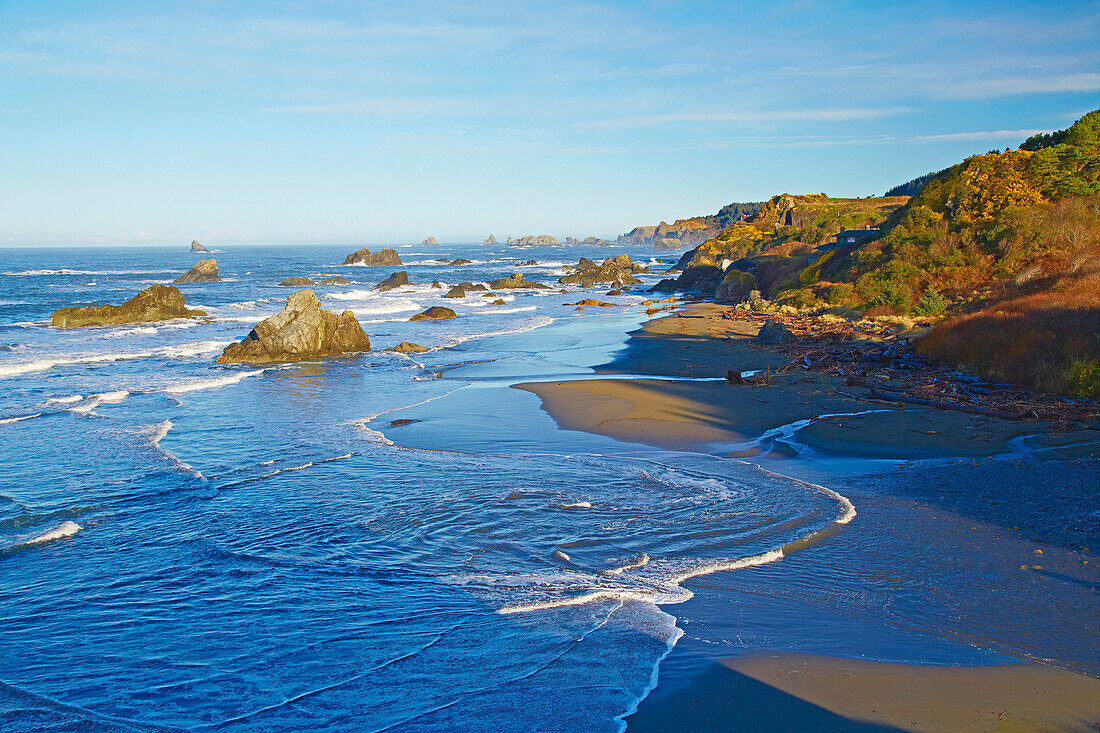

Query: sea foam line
[0,340,232,379]
[0,413,41,425]
[164,369,264,394]
[2,521,82,552]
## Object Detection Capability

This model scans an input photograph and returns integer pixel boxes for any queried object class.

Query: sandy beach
[515,303,1100,731]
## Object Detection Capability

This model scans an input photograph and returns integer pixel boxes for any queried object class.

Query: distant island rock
[214,289,371,364]
[51,284,205,328]
[421,237,438,245]
[489,273,551,289]
[390,341,429,353]
[174,258,222,283]
[506,235,559,246]
[342,247,403,266]
[410,306,457,321]
[280,277,316,286]
[373,271,410,292]
[320,276,350,285]
[482,234,497,245]
[190,240,210,252]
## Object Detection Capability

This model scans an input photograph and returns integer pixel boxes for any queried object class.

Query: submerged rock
[390,341,429,353]
[488,273,550,289]
[449,258,473,266]
[373,271,411,292]
[190,240,209,252]
[430,280,444,289]
[757,320,797,345]
[410,306,457,321]
[280,277,316,286]
[51,284,205,328]
[490,299,506,305]
[214,289,371,364]
[174,258,221,283]
[342,247,403,266]
[321,276,350,285]
[570,299,616,307]
[518,259,538,266]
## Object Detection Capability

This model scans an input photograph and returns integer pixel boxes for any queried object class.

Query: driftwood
[719,307,1099,429]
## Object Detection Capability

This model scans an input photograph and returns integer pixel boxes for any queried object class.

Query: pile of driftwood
[721,309,1100,428]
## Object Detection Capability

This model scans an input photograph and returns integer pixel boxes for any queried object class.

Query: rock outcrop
[449,258,473,266]
[174,258,222,283]
[517,259,538,266]
[488,273,550,289]
[373,271,411,291]
[506,235,559,246]
[214,290,370,364]
[558,256,644,288]
[321,276,350,285]
[342,247,403,266]
[757,320,797,345]
[51,284,206,328]
[482,234,498,245]
[280,277,316,286]
[390,342,428,353]
[444,282,489,298]
[422,237,438,245]
[410,306,457,321]
[190,240,209,252]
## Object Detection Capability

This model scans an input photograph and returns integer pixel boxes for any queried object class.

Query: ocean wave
[0,413,41,425]
[2,268,181,276]
[42,394,84,405]
[0,340,231,379]
[354,423,395,446]
[69,390,129,413]
[2,521,82,551]
[102,326,158,338]
[434,316,556,349]
[163,369,264,394]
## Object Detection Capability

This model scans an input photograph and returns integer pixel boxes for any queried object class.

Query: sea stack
[174,258,222,283]
[421,237,438,245]
[51,284,205,328]
[215,289,371,364]
[342,247,403,266]
[190,240,210,252]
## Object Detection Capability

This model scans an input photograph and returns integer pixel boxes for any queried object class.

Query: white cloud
[586,107,912,128]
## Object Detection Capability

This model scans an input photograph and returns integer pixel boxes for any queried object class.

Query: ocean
[0,242,858,732]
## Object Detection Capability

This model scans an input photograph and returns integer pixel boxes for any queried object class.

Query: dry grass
[919,271,1100,395]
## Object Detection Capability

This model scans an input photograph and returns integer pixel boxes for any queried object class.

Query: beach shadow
[625,658,904,733]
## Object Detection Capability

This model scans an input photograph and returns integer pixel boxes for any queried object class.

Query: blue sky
[2,1,1098,245]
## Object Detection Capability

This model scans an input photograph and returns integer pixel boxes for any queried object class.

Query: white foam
[354,424,395,446]
[102,326,158,338]
[0,413,40,425]
[605,554,650,574]
[2,268,179,276]
[552,549,572,562]
[16,517,81,545]
[69,390,129,413]
[560,501,592,509]
[43,394,83,405]
[0,340,231,379]
[431,316,556,350]
[164,369,263,394]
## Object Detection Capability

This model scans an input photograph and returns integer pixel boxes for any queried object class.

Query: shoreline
[512,303,1100,730]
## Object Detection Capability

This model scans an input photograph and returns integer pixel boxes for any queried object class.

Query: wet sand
[513,303,1100,731]
[628,653,1100,732]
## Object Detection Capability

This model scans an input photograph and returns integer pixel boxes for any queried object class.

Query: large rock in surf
[373,271,411,292]
[444,282,488,298]
[390,341,429,353]
[190,240,210,252]
[214,289,371,364]
[342,247,403,266]
[174,258,222,283]
[51,284,205,328]
[410,306,457,321]
[558,256,643,288]
[280,277,316,286]
[488,273,550,290]
[321,276,350,285]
